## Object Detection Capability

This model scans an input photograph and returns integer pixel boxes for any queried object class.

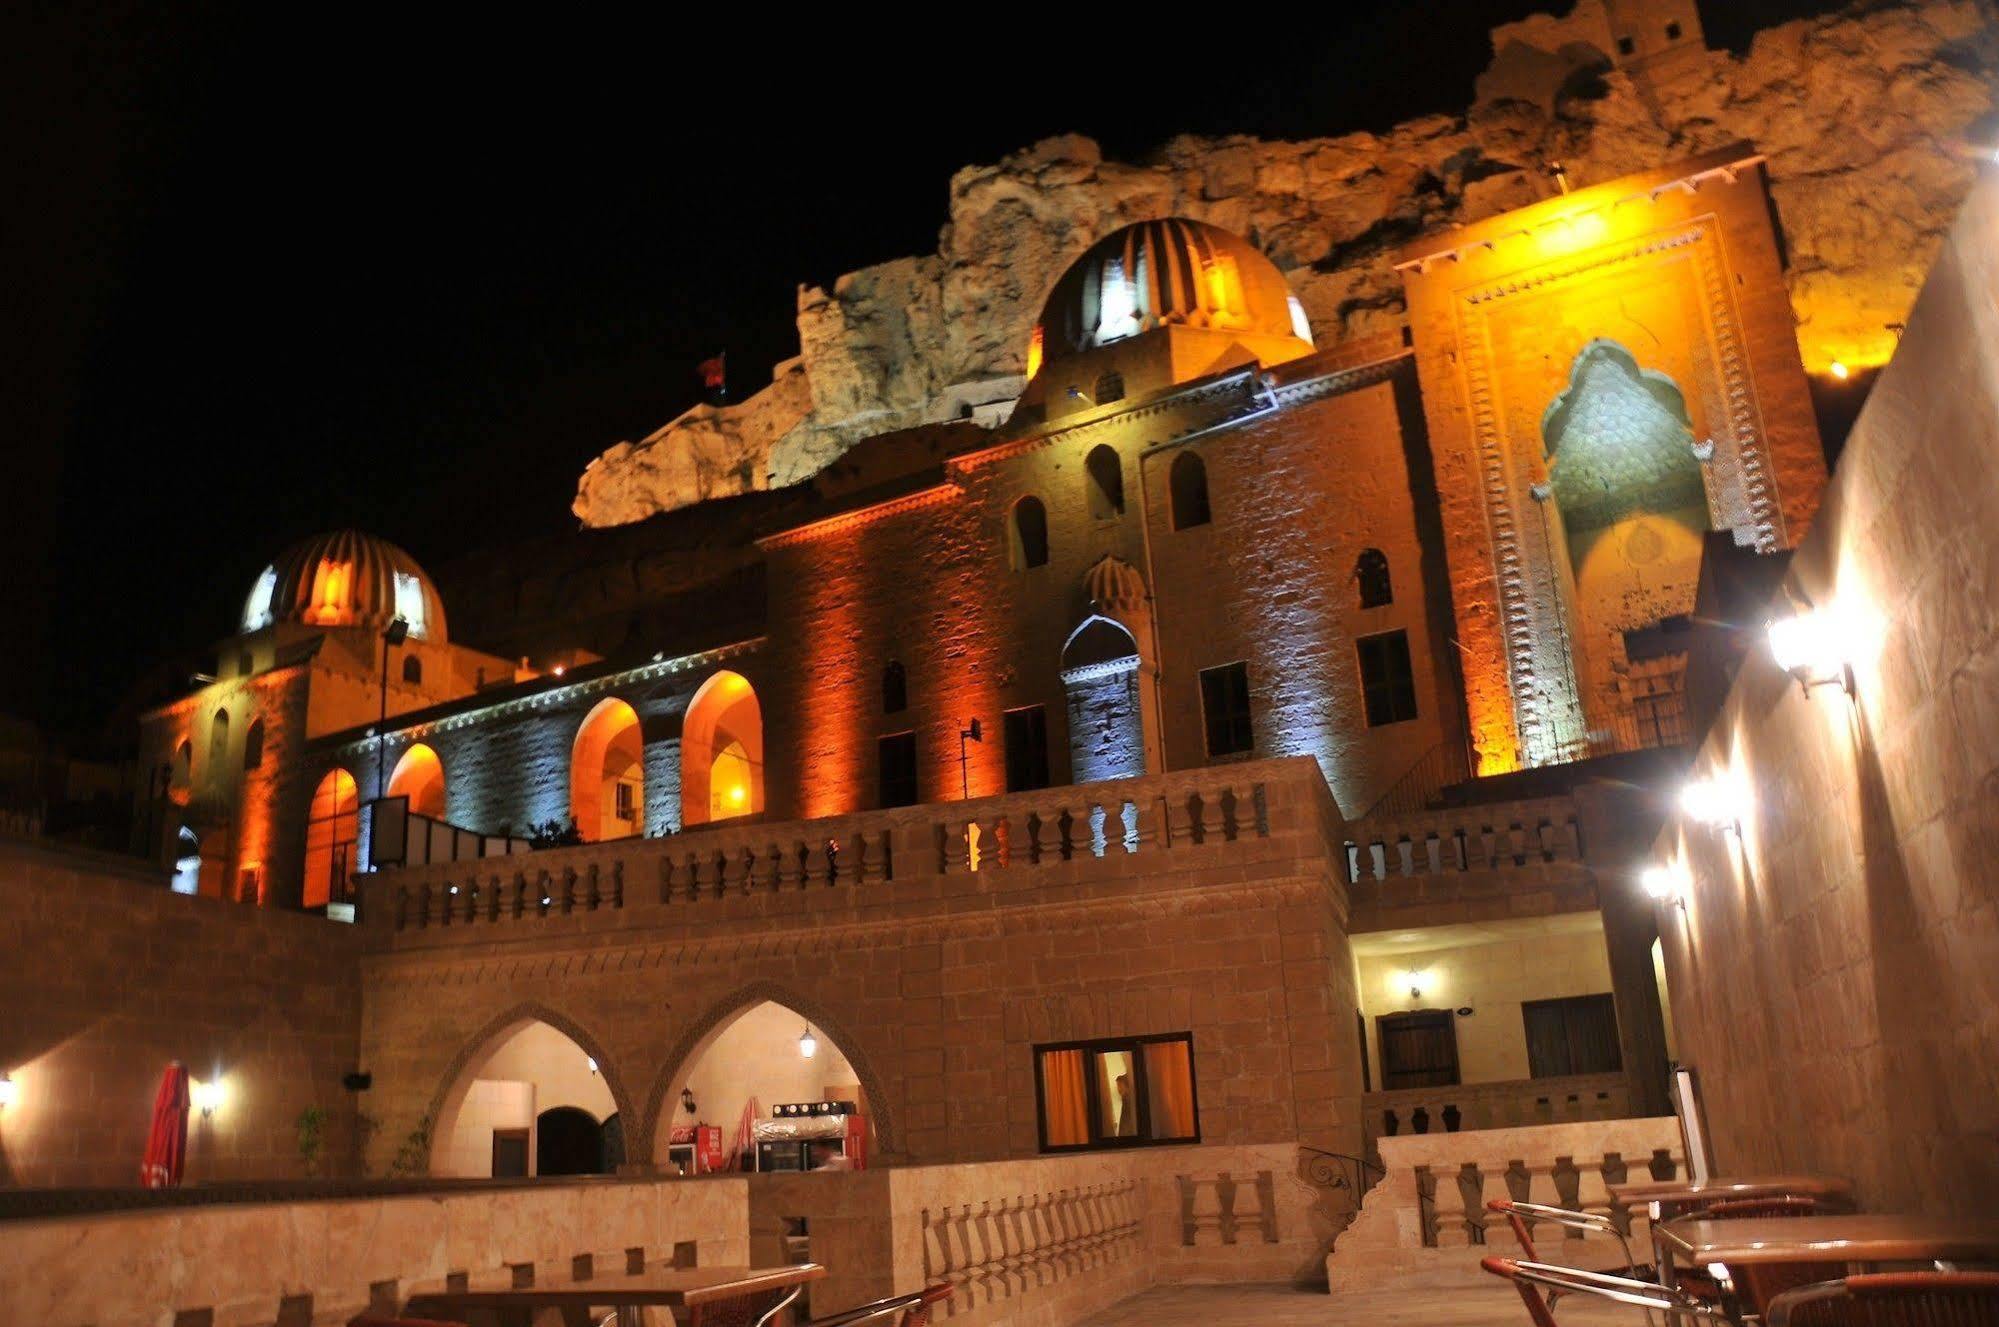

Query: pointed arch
[421,1000,635,1177]
[302,768,358,908]
[640,980,895,1167]
[1355,548,1392,608]
[242,717,265,770]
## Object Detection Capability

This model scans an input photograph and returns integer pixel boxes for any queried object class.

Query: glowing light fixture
[728,783,747,808]
[1398,969,1431,1001]
[1828,360,1850,381]
[392,571,427,639]
[1095,257,1136,343]
[1767,605,1857,697]
[1641,864,1688,907]
[798,1026,818,1059]
[1024,325,1044,381]
[586,1056,599,1075]
[0,1074,16,1108]
[242,566,277,633]
[191,1079,224,1118]
[1680,775,1743,834]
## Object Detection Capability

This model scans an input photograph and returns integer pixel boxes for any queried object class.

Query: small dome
[240,529,447,642]
[1031,218,1314,369]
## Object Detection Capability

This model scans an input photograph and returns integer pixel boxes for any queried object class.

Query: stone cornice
[1058,655,1140,686]
[755,482,961,551]
[1268,352,1410,408]
[949,370,1266,471]
[325,637,765,754]
[1395,151,1766,275]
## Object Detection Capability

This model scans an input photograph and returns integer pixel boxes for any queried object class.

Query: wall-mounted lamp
[1828,360,1850,381]
[586,1056,599,1076]
[1641,864,1688,908]
[681,1087,697,1116]
[1679,775,1743,835]
[191,1079,224,1118]
[1399,969,1431,1001]
[0,1074,16,1108]
[1767,606,1857,698]
[958,718,983,800]
[798,1026,819,1060]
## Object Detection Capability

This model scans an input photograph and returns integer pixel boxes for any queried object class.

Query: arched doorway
[681,671,763,827]
[654,998,874,1174]
[302,768,358,908]
[429,1016,620,1178]
[171,826,202,895]
[386,742,446,820]
[1061,615,1145,783]
[572,698,644,841]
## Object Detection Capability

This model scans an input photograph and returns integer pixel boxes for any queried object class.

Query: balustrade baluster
[512,871,527,918]
[992,816,1011,868]
[585,863,601,911]
[1119,799,1138,853]
[564,867,581,913]
[1087,803,1107,857]
[1395,836,1415,876]
[1056,807,1076,859]
[610,860,623,909]
[1252,782,1269,836]
[1184,791,1206,844]
[658,857,674,905]
[1024,811,1045,863]
[1219,787,1239,841]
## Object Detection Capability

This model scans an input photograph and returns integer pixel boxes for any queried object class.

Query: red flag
[697,352,726,396]
[140,1062,190,1188]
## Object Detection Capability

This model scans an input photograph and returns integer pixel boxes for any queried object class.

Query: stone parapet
[1345,792,1600,931]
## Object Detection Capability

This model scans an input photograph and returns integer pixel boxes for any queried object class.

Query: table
[1609,1174,1854,1222]
[1654,1215,1999,1318]
[406,1262,826,1327]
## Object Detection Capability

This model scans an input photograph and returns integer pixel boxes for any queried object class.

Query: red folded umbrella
[140,1062,189,1188]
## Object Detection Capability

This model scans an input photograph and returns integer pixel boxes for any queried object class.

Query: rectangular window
[1630,659,1689,750]
[1357,630,1419,727]
[878,732,918,808]
[1035,1033,1199,1152]
[1198,662,1254,757]
[1522,993,1624,1078]
[1003,705,1050,792]
[1376,1010,1459,1090]
[614,779,637,824]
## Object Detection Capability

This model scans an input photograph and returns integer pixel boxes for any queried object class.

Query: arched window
[1009,496,1049,570]
[1086,445,1124,520]
[1355,549,1393,608]
[882,660,908,715]
[209,710,230,772]
[402,655,423,685]
[1170,452,1211,530]
[1093,371,1125,405]
[243,718,265,770]
[303,768,359,909]
[573,698,645,841]
[387,742,447,819]
[681,670,763,827]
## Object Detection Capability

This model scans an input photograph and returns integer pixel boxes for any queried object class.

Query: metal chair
[803,1283,953,1327]
[1481,1255,1730,1327]
[1767,1271,1999,1326]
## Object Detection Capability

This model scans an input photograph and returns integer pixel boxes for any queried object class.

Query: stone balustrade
[1344,794,1584,885]
[1366,1071,1631,1143]
[1325,1116,1684,1292]
[364,758,1310,943]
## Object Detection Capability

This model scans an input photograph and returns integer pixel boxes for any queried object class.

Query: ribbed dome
[1032,218,1313,367]
[240,530,447,642]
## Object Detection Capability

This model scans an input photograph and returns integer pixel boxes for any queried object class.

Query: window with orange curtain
[1033,1033,1198,1152]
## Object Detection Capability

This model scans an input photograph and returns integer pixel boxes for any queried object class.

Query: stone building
[35,2,1990,1320]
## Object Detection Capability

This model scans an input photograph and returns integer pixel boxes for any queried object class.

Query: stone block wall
[0,838,366,1187]
[0,1174,750,1327]
[1657,169,1999,1218]
[354,758,1367,1178]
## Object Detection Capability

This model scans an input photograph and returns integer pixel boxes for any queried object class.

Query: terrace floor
[1078,1280,1628,1326]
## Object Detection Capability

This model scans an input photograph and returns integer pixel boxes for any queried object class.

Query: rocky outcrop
[573,0,1999,528]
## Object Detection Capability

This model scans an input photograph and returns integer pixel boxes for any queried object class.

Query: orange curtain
[1040,1049,1089,1146]
[1144,1041,1197,1140]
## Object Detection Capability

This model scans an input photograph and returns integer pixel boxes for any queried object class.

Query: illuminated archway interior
[386,742,446,819]
[302,768,358,908]
[431,1019,617,1178]
[681,670,763,827]
[658,1000,868,1175]
[571,698,644,841]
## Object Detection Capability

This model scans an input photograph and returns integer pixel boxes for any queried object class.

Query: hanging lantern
[798,1026,818,1059]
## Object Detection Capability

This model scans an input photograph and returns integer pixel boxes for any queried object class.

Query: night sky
[9,3,1842,743]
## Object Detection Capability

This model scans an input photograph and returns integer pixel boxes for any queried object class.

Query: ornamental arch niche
[681,670,764,827]
[1061,615,1146,783]
[572,697,644,841]
[645,982,893,1170]
[423,1003,632,1179]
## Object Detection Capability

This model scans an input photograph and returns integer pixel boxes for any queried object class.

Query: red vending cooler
[695,1123,724,1174]
[843,1115,868,1171]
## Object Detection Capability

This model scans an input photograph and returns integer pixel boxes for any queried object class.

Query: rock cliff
[573,0,1999,528]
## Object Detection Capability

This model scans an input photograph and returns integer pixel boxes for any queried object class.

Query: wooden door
[1377,1010,1460,1089]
